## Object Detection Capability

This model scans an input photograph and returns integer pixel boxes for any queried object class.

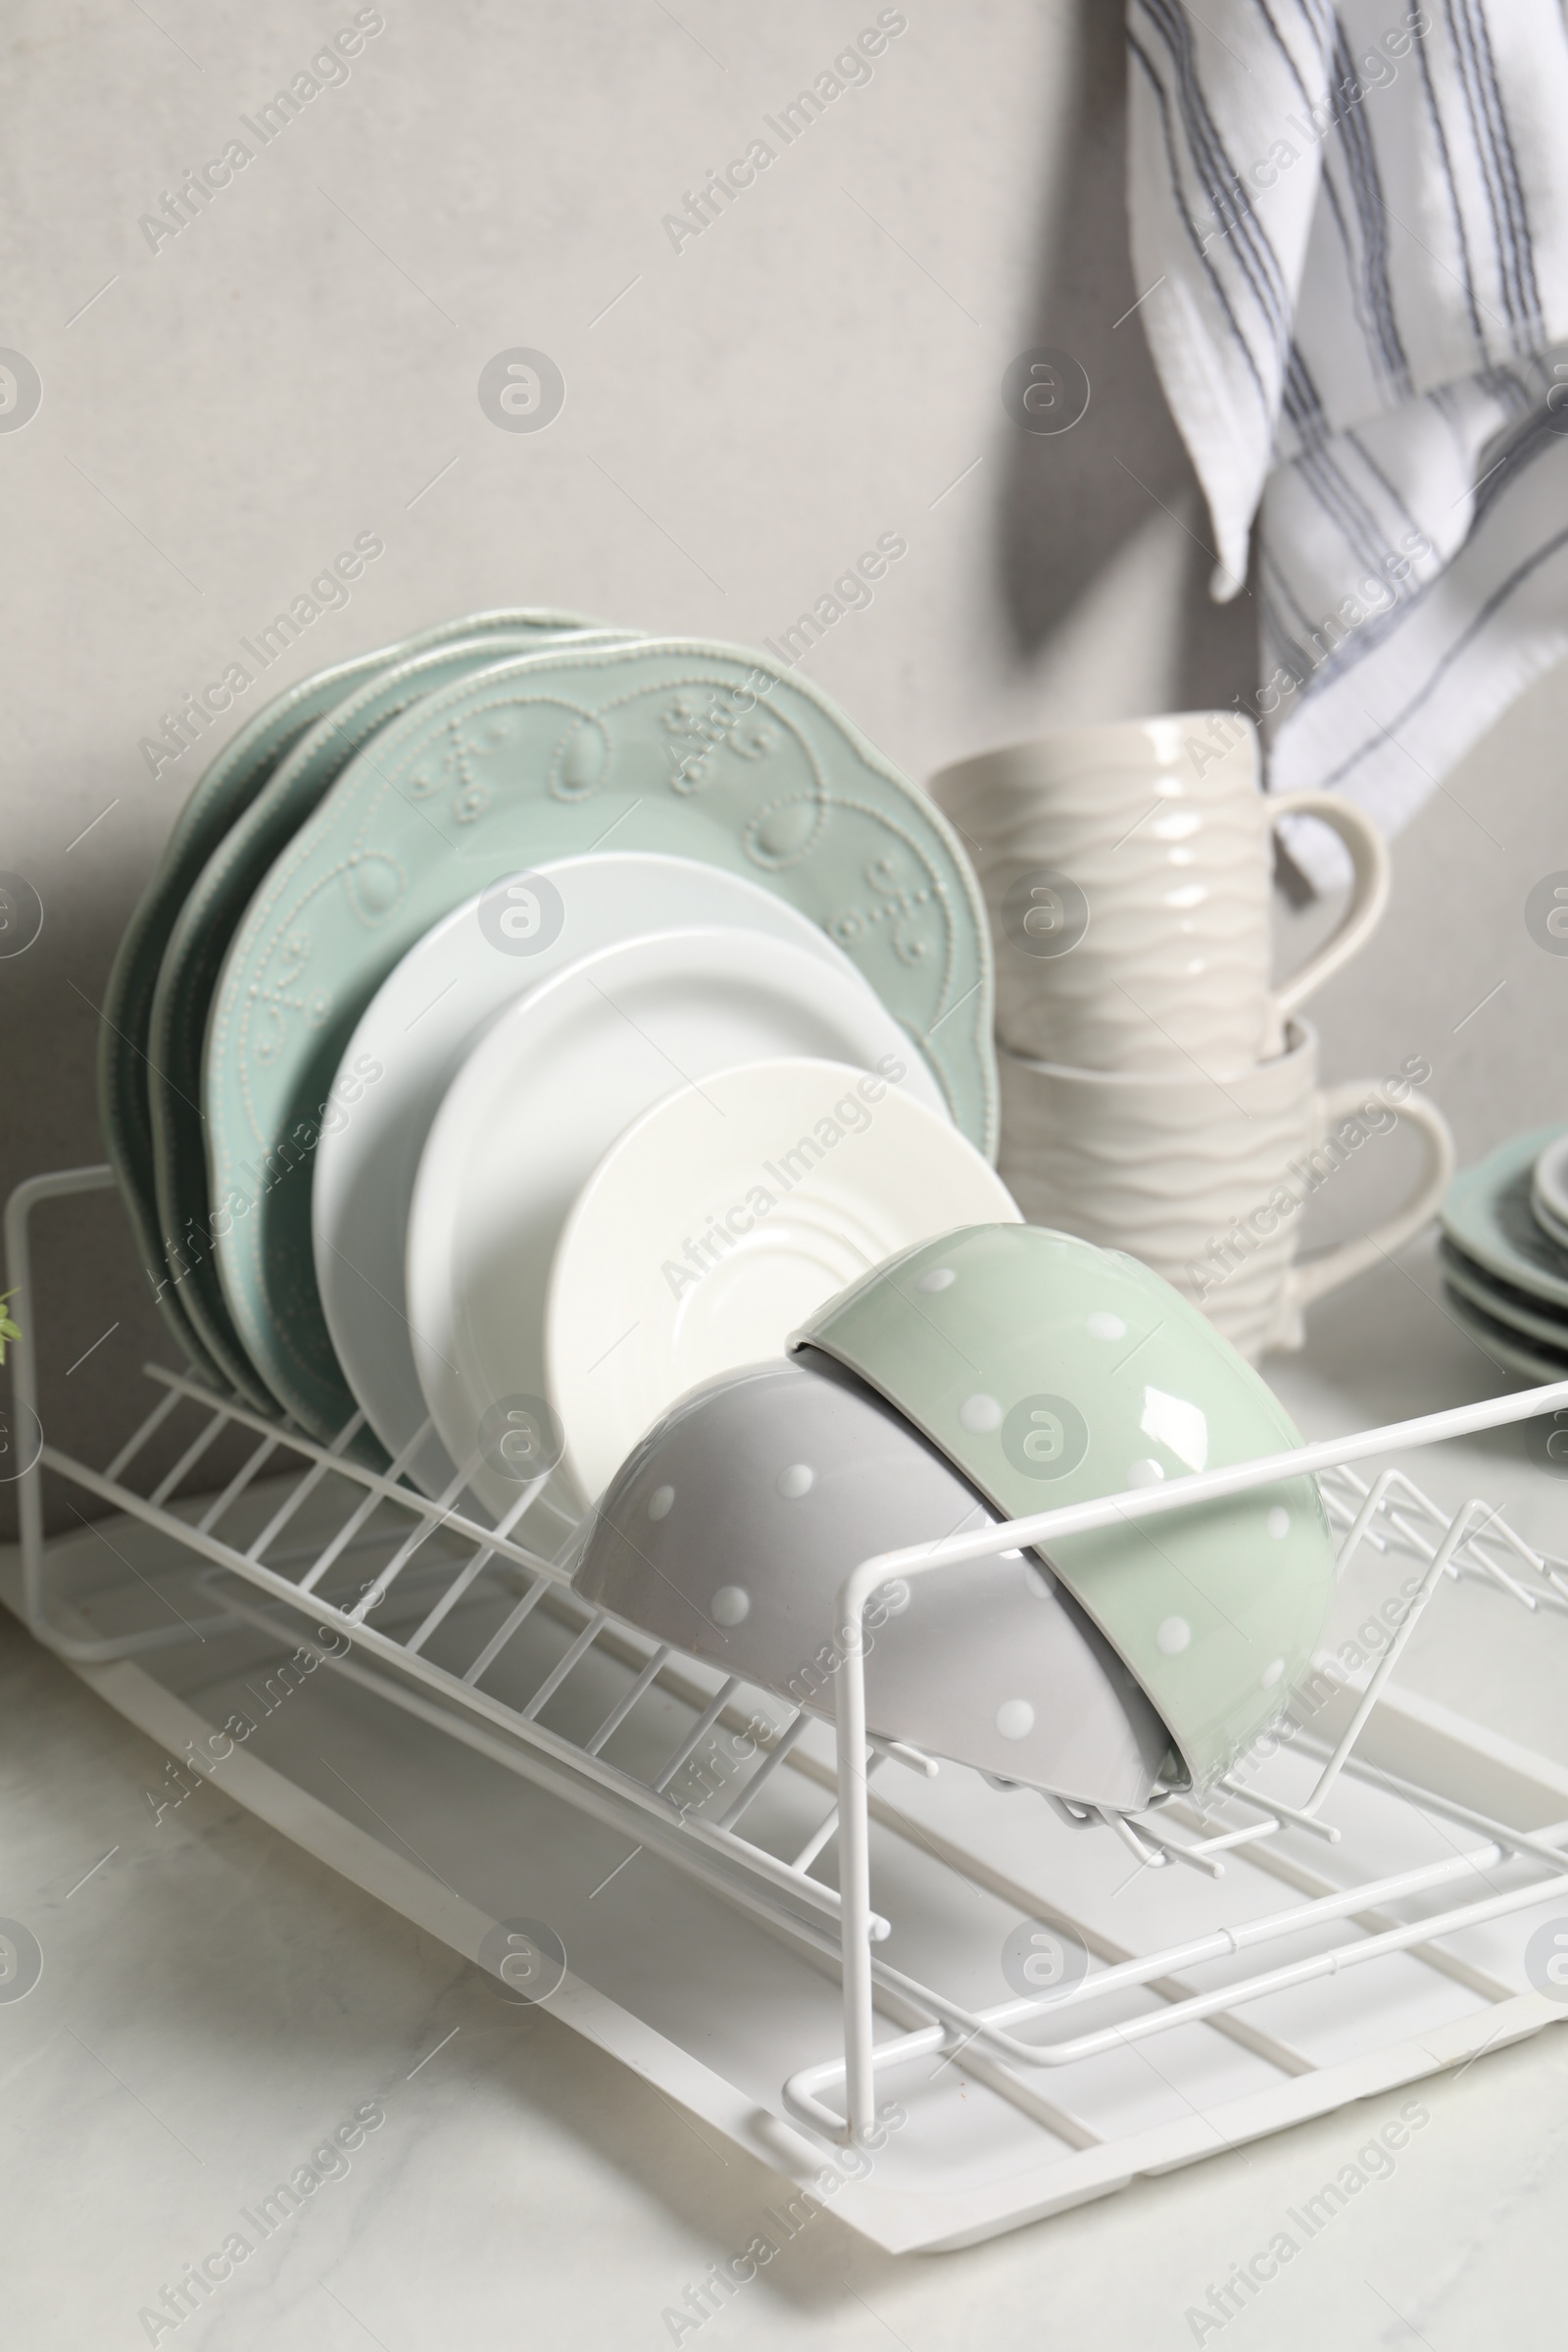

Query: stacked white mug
[932,713,1454,1361]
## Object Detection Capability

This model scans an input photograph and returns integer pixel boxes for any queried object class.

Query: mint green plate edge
[1441,1278,1568,1382]
[1442,1124,1568,1311]
[97,639,409,1382]
[148,619,613,1417]
[100,608,602,1401]
[1438,1239,1568,1354]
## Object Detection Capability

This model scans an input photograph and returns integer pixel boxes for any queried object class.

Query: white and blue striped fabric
[1127,1,1568,882]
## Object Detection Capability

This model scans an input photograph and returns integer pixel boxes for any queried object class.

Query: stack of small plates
[101,610,1010,1523]
[1440,1125,1568,1380]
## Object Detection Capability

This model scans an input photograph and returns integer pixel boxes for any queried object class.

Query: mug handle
[1270,791,1392,1020]
[1280,1081,1456,1334]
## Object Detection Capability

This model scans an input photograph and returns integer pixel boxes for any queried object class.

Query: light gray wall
[3,0,1564,1527]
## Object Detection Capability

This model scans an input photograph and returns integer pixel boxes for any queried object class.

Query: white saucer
[546,1055,1021,1507]
[407,935,944,1520]
[313,854,902,1496]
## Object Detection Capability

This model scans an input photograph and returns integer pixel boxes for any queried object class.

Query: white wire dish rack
[10,1161,1568,2252]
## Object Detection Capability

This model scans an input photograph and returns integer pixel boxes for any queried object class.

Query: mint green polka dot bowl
[792,1223,1336,1792]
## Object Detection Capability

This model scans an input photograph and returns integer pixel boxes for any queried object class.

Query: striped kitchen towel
[1127,1,1568,883]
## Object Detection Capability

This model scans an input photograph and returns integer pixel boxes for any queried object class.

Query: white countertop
[5,1239,1568,2352]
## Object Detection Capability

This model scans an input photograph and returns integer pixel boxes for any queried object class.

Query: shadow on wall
[993,0,1256,713]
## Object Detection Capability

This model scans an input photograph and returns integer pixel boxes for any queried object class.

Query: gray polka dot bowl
[793,1224,1337,1792]
[571,1347,1178,1810]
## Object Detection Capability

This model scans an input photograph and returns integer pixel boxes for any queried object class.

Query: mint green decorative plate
[206,636,997,1445]
[1438,1237,1568,1355]
[98,640,403,1384]
[796,1222,1336,1791]
[1440,1272,1568,1383]
[99,607,601,1396]
[1441,1124,1568,1312]
[148,621,619,1414]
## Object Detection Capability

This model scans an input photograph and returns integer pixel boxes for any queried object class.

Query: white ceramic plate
[408,935,946,1520]
[315,854,916,1496]
[546,1056,1021,1508]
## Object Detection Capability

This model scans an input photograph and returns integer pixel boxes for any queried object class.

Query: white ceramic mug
[932,714,1390,1073]
[997,1021,1454,1360]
